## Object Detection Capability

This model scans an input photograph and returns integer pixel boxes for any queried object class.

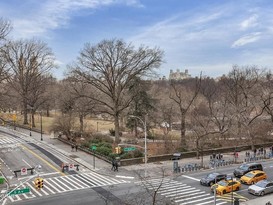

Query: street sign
[68,164,74,171]
[91,145,97,151]
[124,147,136,152]
[9,187,30,196]
[21,167,27,176]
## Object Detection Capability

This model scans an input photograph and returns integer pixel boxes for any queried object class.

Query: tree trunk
[31,112,35,128]
[46,108,50,117]
[23,103,28,124]
[180,114,186,149]
[79,114,84,133]
[114,114,120,143]
[196,139,200,159]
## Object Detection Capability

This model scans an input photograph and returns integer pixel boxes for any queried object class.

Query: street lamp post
[129,115,147,178]
[40,111,43,141]
[214,159,217,205]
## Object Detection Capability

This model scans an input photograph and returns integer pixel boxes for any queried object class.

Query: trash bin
[173,161,180,173]
[173,161,178,170]
[0,176,5,184]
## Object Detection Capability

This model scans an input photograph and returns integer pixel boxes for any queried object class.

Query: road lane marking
[116,175,134,179]
[26,182,42,196]
[62,175,85,189]
[54,177,73,190]
[22,158,32,168]
[46,178,66,192]
[159,186,192,194]
[182,175,200,181]
[168,190,205,198]
[20,145,65,176]
[179,196,214,204]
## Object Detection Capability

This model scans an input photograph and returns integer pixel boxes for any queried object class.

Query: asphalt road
[12,183,147,205]
[1,127,273,205]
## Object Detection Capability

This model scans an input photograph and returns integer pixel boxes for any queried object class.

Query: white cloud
[231,32,261,48]
[240,14,258,30]
[11,0,142,38]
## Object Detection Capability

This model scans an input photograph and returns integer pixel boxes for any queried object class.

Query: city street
[0,126,273,205]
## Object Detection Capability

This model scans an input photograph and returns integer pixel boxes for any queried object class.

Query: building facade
[169,69,191,80]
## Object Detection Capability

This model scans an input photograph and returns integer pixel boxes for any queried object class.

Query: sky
[1,0,273,79]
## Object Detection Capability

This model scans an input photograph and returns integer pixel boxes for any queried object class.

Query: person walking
[75,144,78,152]
[71,144,74,152]
[114,160,119,172]
[111,159,116,171]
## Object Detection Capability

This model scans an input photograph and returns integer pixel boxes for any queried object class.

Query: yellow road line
[21,145,66,176]
[217,192,249,202]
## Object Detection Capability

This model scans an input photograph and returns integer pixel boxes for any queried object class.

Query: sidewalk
[241,196,273,205]
[7,127,247,179]
[3,126,273,204]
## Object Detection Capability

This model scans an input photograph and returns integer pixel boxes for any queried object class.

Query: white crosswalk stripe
[7,172,129,203]
[0,136,22,145]
[136,179,228,205]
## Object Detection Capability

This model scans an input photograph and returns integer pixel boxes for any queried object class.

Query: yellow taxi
[240,170,267,185]
[211,178,241,195]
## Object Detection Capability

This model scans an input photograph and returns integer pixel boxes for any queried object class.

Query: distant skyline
[1,0,273,79]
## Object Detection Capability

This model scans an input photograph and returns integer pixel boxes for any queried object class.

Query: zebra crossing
[0,136,23,151]
[7,172,129,203]
[0,136,23,145]
[136,178,228,205]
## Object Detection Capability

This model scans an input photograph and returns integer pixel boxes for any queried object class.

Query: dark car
[200,172,227,186]
[233,163,263,178]
[171,153,182,160]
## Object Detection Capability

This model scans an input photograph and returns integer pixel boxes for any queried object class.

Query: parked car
[248,180,273,196]
[211,178,241,195]
[200,173,227,186]
[233,163,263,178]
[240,170,267,185]
[171,153,182,160]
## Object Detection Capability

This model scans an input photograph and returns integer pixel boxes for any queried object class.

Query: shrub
[97,142,112,149]
[109,153,119,159]
[96,146,112,156]
[90,133,114,144]
[120,149,144,159]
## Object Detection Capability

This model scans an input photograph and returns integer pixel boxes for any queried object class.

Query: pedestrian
[71,144,74,152]
[114,160,119,172]
[212,152,216,159]
[75,144,78,152]
[111,159,116,171]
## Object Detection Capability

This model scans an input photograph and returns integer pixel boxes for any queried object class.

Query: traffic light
[34,177,44,189]
[115,146,121,154]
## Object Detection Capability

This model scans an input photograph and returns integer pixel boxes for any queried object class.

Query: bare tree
[1,39,56,124]
[69,39,163,143]
[220,65,267,148]
[0,18,11,43]
[68,78,97,133]
[169,77,201,149]
[0,18,12,108]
